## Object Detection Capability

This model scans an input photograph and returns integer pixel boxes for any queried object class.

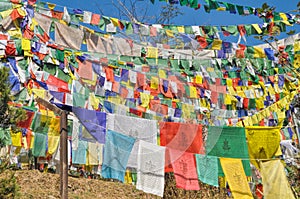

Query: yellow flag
[294,54,300,69]
[17,8,26,17]
[226,78,233,87]
[110,17,119,27]
[260,160,295,199]
[87,142,100,165]
[294,41,300,52]
[195,75,203,84]
[158,69,166,79]
[30,18,38,31]
[140,92,151,108]
[220,158,253,199]
[255,98,264,109]
[0,9,13,18]
[90,93,100,110]
[150,76,159,89]
[47,3,56,10]
[254,47,266,58]
[10,131,22,147]
[211,39,222,50]
[224,94,231,105]
[108,96,121,105]
[252,24,262,34]
[21,38,31,51]
[165,29,174,37]
[251,115,258,125]
[8,29,22,38]
[182,103,193,119]
[177,26,185,33]
[246,126,281,169]
[31,88,46,99]
[190,86,198,98]
[47,136,60,154]
[48,117,60,136]
[124,169,133,184]
[279,13,291,25]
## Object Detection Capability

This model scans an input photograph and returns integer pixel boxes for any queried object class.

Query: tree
[0,67,26,146]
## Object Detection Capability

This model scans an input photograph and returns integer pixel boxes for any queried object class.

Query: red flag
[160,122,204,172]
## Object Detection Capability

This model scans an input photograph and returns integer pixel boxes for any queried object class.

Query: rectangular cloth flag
[195,154,219,187]
[72,140,88,164]
[47,117,60,154]
[32,133,47,157]
[160,122,204,172]
[220,158,253,199]
[206,126,251,176]
[106,114,157,168]
[54,21,84,50]
[169,149,200,190]
[17,110,35,129]
[246,126,281,169]
[260,160,295,199]
[31,112,50,134]
[136,140,165,197]
[102,130,136,183]
[85,31,106,53]
[73,107,106,144]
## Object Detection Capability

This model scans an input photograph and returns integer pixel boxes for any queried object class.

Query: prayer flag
[102,130,136,182]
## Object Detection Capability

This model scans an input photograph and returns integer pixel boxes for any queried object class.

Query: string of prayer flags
[101,130,136,183]
[220,158,253,199]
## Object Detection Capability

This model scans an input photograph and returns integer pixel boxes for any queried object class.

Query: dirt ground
[13,169,230,199]
[11,164,300,199]
[14,170,160,199]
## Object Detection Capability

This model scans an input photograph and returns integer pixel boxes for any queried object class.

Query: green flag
[206,126,251,176]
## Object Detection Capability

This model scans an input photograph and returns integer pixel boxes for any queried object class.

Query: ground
[12,169,229,199]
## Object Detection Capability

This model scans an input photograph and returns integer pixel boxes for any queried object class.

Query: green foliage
[0,159,20,198]
[0,67,26,129]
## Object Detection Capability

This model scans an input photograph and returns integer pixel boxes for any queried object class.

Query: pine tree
[0,66,26,146]
[0,66,22,199]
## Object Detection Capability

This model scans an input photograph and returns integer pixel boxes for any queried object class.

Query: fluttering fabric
[220,158,253,199]
[102,130,135,182]
[260,160,295,199]
[160,122,204,172]
[195,154,219,187]
[87,142,103,165]
[169,149,200,190]
[136,140,165,197]
[85,30,106,54]
[106,114,157,168]
[72,140,88,164]
[206,126,251,176]
[32,132,47,157]
[246,126,281,169]
[73,107,106,144]
[47,116,60,154]
[54,21,84,50]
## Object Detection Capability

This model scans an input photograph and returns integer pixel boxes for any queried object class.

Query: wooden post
[60,111,68,199]
[35,97,68,199]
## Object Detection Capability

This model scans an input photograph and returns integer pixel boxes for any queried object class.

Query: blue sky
[39,0,300,45]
